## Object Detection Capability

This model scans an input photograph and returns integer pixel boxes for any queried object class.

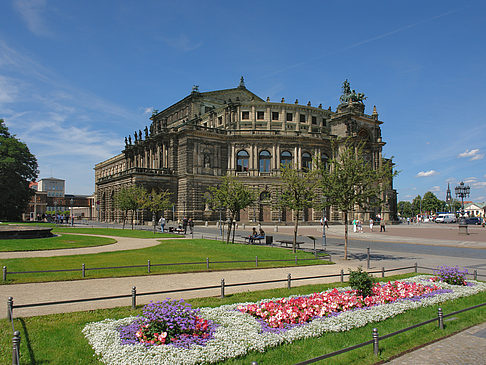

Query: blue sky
[1,0,485,202]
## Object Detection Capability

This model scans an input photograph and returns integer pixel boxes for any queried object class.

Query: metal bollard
[438,307,444,330]
[82,263,86,278]
[382,267,385,278]
[206,257,209,270]
[367,247,370,269]
[131,286,136,309]
[147,260,151,273]
[287,273,291,289]
[12,330,21,365]
[220,278,225,298]
[3,266,6,281]
[255,256,258,267]
[7,297,13,321]
[372,328,379,356]
[474,270,477,281]
[340,269,344,283]
[415,262,418,273]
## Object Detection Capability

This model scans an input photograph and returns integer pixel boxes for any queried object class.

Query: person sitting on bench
[249,227,258,243]
[253,228,265,242]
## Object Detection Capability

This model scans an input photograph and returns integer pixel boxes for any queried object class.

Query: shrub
[434,266,468,286]
[349,267,375,297]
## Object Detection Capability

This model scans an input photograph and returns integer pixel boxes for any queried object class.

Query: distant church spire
[445,183,452,204]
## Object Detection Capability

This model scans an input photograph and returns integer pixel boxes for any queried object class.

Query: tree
[206,176,255,244]
[114,186,145,229]
[411,195,422,217]
[398,201,413,217]
[318,139,396,260]
[0,120,38,220]
[421,192,442,214]
[278,164,318,253]
[140,189,172,232]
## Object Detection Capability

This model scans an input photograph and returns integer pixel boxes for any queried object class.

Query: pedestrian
[369,218,374,232]
[407,217,410,225]
[352,218,357,233]
[357,220,362,233]
[380,218,386,232]
[158,216,166,232]
[188,218,194,234]
[324,216,329,228]
[182,217,188,234]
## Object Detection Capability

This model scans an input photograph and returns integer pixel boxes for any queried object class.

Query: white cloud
[144,107,153,114]
[458,148,484,160]
[13,0,51,37]
[0,76,18,103]
[416,170,438,177]
[430,186,441,192]
[159,34,202,52]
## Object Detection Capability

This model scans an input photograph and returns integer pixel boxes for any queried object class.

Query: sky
[1,0,485,202]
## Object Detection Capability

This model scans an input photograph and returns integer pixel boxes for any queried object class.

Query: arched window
[280,150,293,167]
[260,191,271,201]
[302,152,312,171]
[259,150,271,172]
[236,150,249,172]
[321,153,329,169]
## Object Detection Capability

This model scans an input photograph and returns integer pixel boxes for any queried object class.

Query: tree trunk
[122,211,126,229]
[131,210,134,230]
[293,210,299,254]
[344,211,348,260]
[226,218,232,244]
[232,220,236,244]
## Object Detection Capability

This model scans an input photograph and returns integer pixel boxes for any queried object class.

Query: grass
[0,274,484,364]
[0,234,116,251]
[1,239,329,284]
[1,223,182,239]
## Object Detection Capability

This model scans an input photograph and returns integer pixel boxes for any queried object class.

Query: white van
[435,213,456,223]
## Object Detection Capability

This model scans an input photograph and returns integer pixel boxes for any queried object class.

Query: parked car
[465,217,481,225]
[435,213,456,223]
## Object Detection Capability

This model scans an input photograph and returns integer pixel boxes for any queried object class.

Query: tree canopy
[206,176,255,243]
[114,185,145,229]
[318,139,396,259]
[0,120,38,220]
[278,164,318,252]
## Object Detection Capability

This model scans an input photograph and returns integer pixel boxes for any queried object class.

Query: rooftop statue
[339,79,367,104]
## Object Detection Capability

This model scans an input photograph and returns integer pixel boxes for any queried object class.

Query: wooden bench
[242,236,264,244]
[278,240,304,249]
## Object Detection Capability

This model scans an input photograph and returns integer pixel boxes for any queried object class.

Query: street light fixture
[455,181,470,232]
[70,198,74,226]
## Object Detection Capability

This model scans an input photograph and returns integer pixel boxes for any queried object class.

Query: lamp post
[70,198,74,226]
[455,181,470,233]
[54,200,58,225]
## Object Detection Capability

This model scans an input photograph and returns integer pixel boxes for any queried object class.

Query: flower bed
[83,276,486,365]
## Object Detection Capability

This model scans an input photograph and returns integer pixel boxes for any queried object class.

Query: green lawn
[0,274,484,364]
[0,234,116,251]
[1,239,328,284]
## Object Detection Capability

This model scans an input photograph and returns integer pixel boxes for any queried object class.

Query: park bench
[277,240,304,249]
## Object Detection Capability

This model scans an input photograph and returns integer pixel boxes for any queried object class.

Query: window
[321,153,329,169]
[302,152,312,171]
[260,191,271,201]
[242,111,250,120]
[272,111,279,120]
[286,113,293,121]
[236,150,249,172]
[259,150,271,172]
[312,116,317,125]
[280,150,293,167]
[257,111,265,120]
[300,114,306,123]
[218,116,223,125]
[322,119,327,127]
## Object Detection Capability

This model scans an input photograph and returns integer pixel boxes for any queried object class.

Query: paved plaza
[1,222,485,364]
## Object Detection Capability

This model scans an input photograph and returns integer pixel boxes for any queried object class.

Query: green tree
[278,164,318,253]
[421,192,442,214]
[398,201,413,217]
[0,120,38,220]
[318,139,396,260]
[114,185,145,229]
[411,195,422,217]
[206,176,255,244]
[140,189,172,232]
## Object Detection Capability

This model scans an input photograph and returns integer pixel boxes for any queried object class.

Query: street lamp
[455,182,470,226]
[70,198,74,226]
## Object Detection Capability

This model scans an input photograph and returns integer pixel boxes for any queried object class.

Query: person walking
[188,218,194,234]
[182,217,188,234]
[369,218,374,232]
[357,220,362,233]
[158,216,166,232]
[380,218,386,232]
[352,218,357,233]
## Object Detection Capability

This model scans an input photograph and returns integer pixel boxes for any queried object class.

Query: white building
[37,177,65,197]
[464,202,485,217]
